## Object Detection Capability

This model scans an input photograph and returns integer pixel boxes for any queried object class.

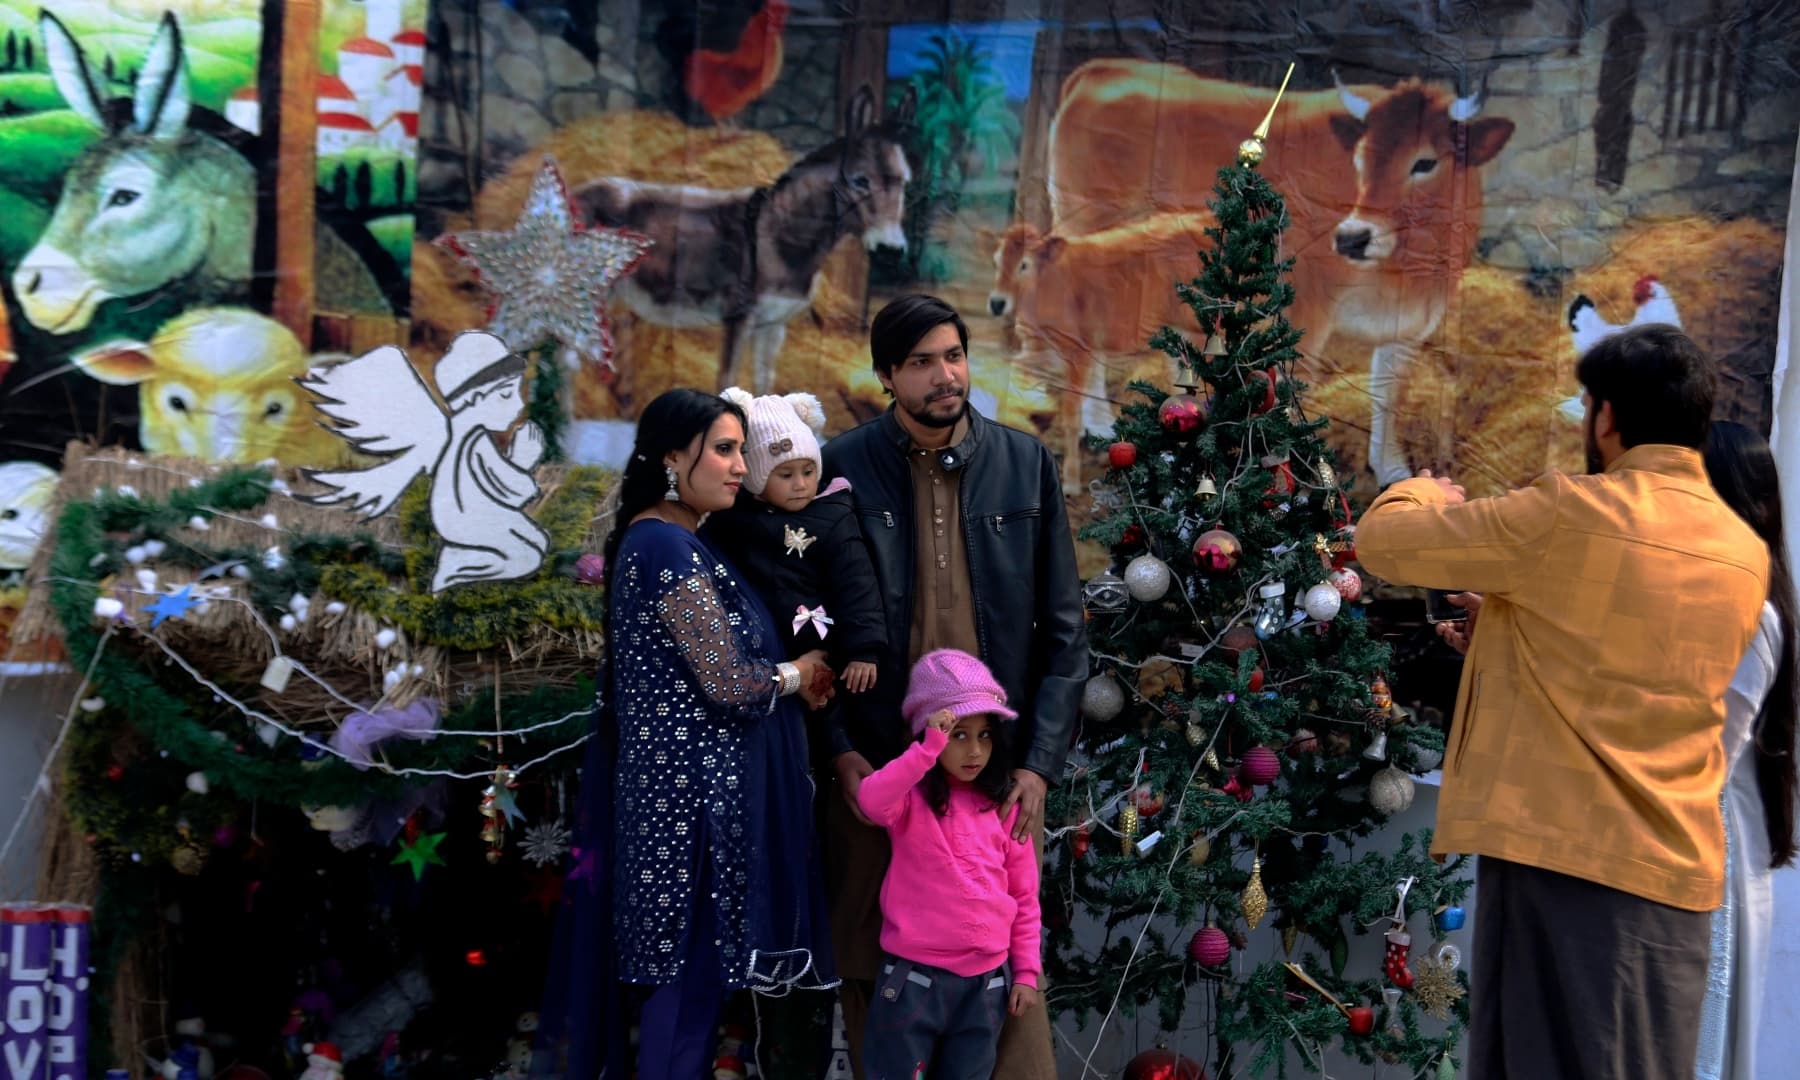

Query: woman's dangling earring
[664,464,681,502]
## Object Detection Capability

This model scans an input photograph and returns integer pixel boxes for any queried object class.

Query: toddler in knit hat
[701,388,885,695]
[854,648,1042,1073]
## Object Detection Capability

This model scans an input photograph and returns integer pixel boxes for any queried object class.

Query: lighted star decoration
[519,819,571,866]
[145,584,199,628]
[1411,944,1466,1021]
[435,155,653,370]
[391,830,448,882]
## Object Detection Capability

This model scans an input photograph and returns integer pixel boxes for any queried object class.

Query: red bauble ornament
[1158,393,1207,440]
[1132,785,1165,816]
[1253,369,1278,414]
[1288,728,1320,758]
[1189,925,1231,967]
[1109,441,1139,469]
[1329,567,1362,603]
[1118,524,1148,552]
[1239,746,1281,786]
[104,764,125,782]
[1219,626,1259,663]
[1247,666,1265,692]
[1123,1049,1205,1080]
[1261,457,1296,507]
[1192,529,1241,576]
[1072,825,1092,858]
[1347,1006,1376,1035]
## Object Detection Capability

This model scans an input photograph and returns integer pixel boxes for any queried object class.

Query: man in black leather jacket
[820,294,1087,1077]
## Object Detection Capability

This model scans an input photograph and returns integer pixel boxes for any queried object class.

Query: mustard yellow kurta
[1357,445,1769,911]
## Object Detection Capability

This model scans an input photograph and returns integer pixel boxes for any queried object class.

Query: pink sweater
[856,727,1043,988]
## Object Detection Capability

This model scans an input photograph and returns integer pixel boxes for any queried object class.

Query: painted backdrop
[406,0,1797,543]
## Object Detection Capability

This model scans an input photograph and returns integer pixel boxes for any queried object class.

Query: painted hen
[682,0,790,124]
[1557,275,1683,421]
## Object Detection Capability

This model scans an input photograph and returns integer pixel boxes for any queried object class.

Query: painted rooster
[1557,274,1683,421]
[677,0,790,124]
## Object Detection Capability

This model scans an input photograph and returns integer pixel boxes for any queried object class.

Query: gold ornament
[1412,944,1465,1020]
[1185,718,1206,747]
[1188,831,1212,866]
[1119,804,1140,855]
[1370,676,1393,711]
[1236,137,1266,166]
[170,844,205,876]
[1242,855,1269,929]
[1318,462,1337,489]
[1203,747,1222,771]
[1282,924,1298,955]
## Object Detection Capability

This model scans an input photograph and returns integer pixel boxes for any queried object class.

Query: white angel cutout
[299,331,550,592]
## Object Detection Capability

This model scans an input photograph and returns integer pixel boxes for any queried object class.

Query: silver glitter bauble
[1369,765,1416,815]
[1080,674,1126,723]
[1302,581,1343,622]
[1123,554,1173,602]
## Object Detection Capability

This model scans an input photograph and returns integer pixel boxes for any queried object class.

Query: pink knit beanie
[720,387,827,495]
[902,649,1017,735]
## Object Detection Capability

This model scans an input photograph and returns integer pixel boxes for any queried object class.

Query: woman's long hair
[919,716,1016,817]
[1703,420,1798,868]
[596,389,746,708]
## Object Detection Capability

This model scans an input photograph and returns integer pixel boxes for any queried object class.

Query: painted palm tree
[885,31,1020,281]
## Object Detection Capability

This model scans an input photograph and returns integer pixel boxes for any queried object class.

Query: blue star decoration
[435,155,653,370]
[493,784,525,826]
[145,585,199,628]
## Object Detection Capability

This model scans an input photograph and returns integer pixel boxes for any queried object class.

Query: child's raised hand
[1009,984,1040,1016]
[843,661,878,694]
[925,708,956,734]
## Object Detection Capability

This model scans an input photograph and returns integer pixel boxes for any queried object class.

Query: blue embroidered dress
[607,518,835,989]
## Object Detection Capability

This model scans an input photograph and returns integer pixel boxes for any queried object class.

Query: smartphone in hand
[1425,589,1468,624]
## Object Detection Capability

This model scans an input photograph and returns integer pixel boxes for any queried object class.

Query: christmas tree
[1043,128,1472,1077]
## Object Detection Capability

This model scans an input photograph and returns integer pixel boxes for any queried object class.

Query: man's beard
[905,388,967,429]
[1584,410,1604,474]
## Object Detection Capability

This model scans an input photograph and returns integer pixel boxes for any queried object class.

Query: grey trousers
[1469,857,1712,1080]
[862,956,1009,1080]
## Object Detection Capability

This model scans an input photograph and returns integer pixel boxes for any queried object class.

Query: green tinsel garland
[43,463,610,1076]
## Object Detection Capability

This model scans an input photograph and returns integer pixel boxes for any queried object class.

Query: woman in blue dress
[543,388,838,1079]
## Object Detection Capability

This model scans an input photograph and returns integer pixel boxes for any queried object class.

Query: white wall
[0,667,76,900]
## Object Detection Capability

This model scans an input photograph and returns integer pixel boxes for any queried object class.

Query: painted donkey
[11,12,386,336]
[575,85,914,392]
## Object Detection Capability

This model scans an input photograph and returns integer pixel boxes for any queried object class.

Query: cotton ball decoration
[1369,765,1416,815]
[1329,567,1362,602]
[1189,925,1231,966]
[185,771,210,795]
[375,628,399,650]
[1124,554,1173,602]
[93,597,125,620]
[1080,674,1125,722]
[1302,581,1343,622]
[279,614,299,633]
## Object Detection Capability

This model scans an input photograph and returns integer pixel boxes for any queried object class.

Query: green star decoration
[391,830,447,881]
[435,155,653,369]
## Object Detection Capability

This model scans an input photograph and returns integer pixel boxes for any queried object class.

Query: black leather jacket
[821,405,1088,781]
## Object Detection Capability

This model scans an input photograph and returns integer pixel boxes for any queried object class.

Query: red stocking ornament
[1383,927,1414,989]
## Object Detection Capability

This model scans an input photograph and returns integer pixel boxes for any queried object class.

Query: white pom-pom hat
[725,387,828,495]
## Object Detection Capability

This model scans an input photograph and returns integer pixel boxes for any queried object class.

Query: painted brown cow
[1033,59,1514,485]
[988,214,1213,492]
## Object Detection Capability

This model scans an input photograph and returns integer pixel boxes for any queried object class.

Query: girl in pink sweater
[856,649,1043,1079]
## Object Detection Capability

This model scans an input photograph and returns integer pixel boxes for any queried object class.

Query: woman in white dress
[1696,420,1797,1080]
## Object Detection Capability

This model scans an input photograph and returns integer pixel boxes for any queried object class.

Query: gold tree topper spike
[1238,62,1297,166]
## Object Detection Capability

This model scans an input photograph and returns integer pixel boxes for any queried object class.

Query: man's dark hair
[1575,323,1716,449]
[869,294,969,381]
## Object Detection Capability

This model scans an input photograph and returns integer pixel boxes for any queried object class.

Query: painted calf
[74,308,350,466]
[575,86,914,393]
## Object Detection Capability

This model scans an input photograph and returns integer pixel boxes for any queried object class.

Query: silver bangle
[776,662,802,696]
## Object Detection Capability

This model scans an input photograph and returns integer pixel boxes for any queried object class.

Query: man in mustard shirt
[1356,324,1768,1080]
